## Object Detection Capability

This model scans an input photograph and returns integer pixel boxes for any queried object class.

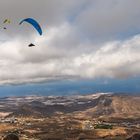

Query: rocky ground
[0,93,139,140]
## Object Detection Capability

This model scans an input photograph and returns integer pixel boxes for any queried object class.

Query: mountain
[74,94,140,119]
[0,93,138,119]
[0,93,139,140]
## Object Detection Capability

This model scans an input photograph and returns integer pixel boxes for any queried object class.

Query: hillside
[0,93,138,119]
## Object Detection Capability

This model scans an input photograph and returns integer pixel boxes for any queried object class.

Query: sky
[0,0,140,96]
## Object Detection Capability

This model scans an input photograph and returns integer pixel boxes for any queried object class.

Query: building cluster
[0,117,18,124]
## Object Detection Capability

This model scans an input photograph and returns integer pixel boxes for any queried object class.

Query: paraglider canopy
[3,19,11,30]
[19,18,42,35]
[3,19,11,24]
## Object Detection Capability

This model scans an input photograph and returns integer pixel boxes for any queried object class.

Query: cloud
[0,23,140,85]
[74,0,140,41]
[0,0,88,37]
[0,0,140,85]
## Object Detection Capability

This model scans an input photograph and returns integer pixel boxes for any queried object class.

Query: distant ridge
[0,93,138,119]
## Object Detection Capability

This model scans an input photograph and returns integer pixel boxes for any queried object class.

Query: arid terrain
[0,93,139,140]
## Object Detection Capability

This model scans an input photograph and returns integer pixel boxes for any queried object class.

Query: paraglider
[3,19,11,30]
[28,43,35,47]
[19,18,42,47]
[19,18,42,35]
[2,18,43,47]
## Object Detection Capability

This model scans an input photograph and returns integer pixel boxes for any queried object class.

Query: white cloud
[0,22,140,85]
[0,0,140,85]
[74,0,140,41]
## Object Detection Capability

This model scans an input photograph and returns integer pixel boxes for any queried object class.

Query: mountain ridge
[0,92,138,119]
